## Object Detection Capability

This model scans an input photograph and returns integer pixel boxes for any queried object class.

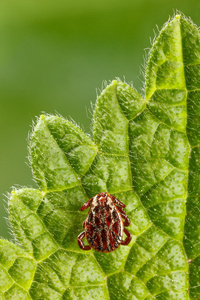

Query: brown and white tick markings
[77,192,132,252]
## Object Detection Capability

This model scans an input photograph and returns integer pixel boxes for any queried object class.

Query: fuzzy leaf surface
[0,14,199,299]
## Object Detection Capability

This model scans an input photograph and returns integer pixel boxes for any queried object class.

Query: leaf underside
[1,14,200,299]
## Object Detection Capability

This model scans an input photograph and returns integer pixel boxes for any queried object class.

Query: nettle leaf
[1,14,200,299]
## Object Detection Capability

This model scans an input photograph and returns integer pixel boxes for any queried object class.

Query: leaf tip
[175,14,181,19]
[40,114,46,121]
[111,79,118,87]
[175,14,181,21]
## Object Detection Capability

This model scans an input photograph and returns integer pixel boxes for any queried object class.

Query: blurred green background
[0,0,199,239]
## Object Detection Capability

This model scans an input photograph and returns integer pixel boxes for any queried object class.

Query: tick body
[77,192,132,253]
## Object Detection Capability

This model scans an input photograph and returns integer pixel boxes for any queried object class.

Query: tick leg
[121,228,132,246]
[82,220,86,228]
[80,200,91,211]
[77,231,91,250]
[111,195,126,208]
[117,206,131,227]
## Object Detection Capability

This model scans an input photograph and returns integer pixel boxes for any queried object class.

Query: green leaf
[0,239,36,299]
[1,14,200,299]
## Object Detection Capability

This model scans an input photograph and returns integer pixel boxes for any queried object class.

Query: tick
[77,192,132,252]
